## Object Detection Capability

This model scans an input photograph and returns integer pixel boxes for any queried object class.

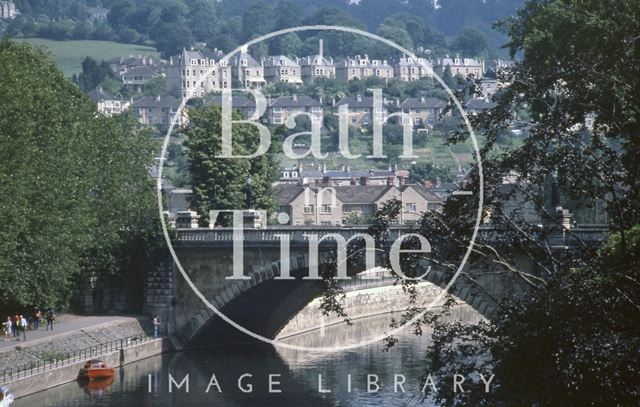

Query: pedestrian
[34,307,41,330]
[152,315,160,338]
[19,315,27,341]
[3,317,11,342]
[46,309,55,331]
[12,315,19,338]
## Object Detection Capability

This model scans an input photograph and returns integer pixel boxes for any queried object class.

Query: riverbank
[0,316,173,399]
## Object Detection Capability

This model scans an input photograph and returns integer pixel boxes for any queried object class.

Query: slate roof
[273,184,305,205]
[122,65,157,78]
[402,184,443,203]
[334,185,391,203]
[335,96,376,109]
[264,55,299,67]
[270,95,321,108]
[230,51,261,68]
[132,96,181,109]
[401,97,447,110]
[274,184,392,205]
[299,55,334,66]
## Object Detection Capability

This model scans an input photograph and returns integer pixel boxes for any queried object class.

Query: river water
[15,305,482,407]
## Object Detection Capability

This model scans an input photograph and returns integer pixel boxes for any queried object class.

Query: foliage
[73,56,116,91]
[0,40,158,313]
[183,105,278,225]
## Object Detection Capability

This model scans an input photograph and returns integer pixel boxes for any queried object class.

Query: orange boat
[78,360,115,381]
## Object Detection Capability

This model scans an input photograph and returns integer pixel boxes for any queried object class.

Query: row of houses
[274,183,443,226]
[165,46,485,98]
[88,88,495,127]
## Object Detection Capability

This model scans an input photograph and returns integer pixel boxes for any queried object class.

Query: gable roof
[122,65,157,77]
[264,55,299,67]
[230,51,261,68]
[210,95,256,109]
[335,96,378,109]
[273,184,305,205]
[132,95,181,109]
[401,97,447,110]
[270,95,321,108]
[402,184,443,203]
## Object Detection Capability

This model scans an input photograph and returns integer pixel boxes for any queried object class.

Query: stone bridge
[144,225,607,349]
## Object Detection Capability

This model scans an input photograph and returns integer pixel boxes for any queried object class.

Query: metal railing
[0,334,157,385]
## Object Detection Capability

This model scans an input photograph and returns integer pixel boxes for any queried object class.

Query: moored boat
[78,360,115,381]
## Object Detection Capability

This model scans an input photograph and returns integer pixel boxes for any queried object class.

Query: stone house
[401,97,447,126]
[121,65,159,93]
[299,55,335,82]
[230,51,265,88]
[394,56,434,81]
[278,163,409,187]
[335,94,388,127]
[274,183,442,226]
[263,55,303,84]
[435,56,484,79]
[132,95,186,126]
[336,55,394,82]
[267,95,323,125]
[86,86,131,116]
[165,49,230,98]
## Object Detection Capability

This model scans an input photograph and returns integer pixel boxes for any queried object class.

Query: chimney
[356,94,362,102]
[420,96,425,103]
[292,94,297,101]
[319,96,323,105]
[350,178,357,185]
[435,176,441,188]
[394,163,398,171]
[396,98,400,108]
[360,176,369,186]
[387,177,394,186]
[423,180,432,189]
[319,39,324,60]
[341,164,345,171]
[346,163,351,172]
[156,95,161,102]
[322,162,327,173]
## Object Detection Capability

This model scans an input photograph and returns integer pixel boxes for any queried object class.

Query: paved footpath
[0,315,128,351]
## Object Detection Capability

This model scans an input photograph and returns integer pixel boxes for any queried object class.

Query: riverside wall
[0,317,172,399]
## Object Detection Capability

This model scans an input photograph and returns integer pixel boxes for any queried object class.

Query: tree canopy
[0,40,158,312]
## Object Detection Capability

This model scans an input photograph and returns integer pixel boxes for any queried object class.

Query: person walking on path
[46,309,55,331]
[19,315,27,341]
[12,315,19,338]
[33,307,41,330]
[3,317,11,341]
[152,315,160,338]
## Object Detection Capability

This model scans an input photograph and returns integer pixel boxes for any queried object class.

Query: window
[292,171,298,177]
[344,204,353,213]
[405,203,417,213]
[321,221,331,226]
[283,171,289,178]
[321,204,332,214]
[303,205,314,214]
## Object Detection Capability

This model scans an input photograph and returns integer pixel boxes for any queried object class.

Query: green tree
[0,40,157,312]
[450,26,489,58]
[183,105,278,225]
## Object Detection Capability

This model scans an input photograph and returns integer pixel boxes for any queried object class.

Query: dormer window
[241,59,247,66]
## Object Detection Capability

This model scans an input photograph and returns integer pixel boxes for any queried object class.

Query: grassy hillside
[14,38,159,77]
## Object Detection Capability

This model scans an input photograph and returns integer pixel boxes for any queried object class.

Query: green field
[14,38,159,77]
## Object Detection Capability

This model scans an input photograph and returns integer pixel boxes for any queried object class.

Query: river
[15,305,482,407]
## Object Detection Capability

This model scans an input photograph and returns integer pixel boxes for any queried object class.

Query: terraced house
[274,183,443,226]
[230,50,265,88]
[166,49,230,98]
[263,55,303,84]
[336,55,394,82]
[267,95,323,125]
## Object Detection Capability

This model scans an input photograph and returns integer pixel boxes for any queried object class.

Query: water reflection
[15,305,482,407]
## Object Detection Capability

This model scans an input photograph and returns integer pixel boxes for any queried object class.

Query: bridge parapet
[175,225,608,248]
